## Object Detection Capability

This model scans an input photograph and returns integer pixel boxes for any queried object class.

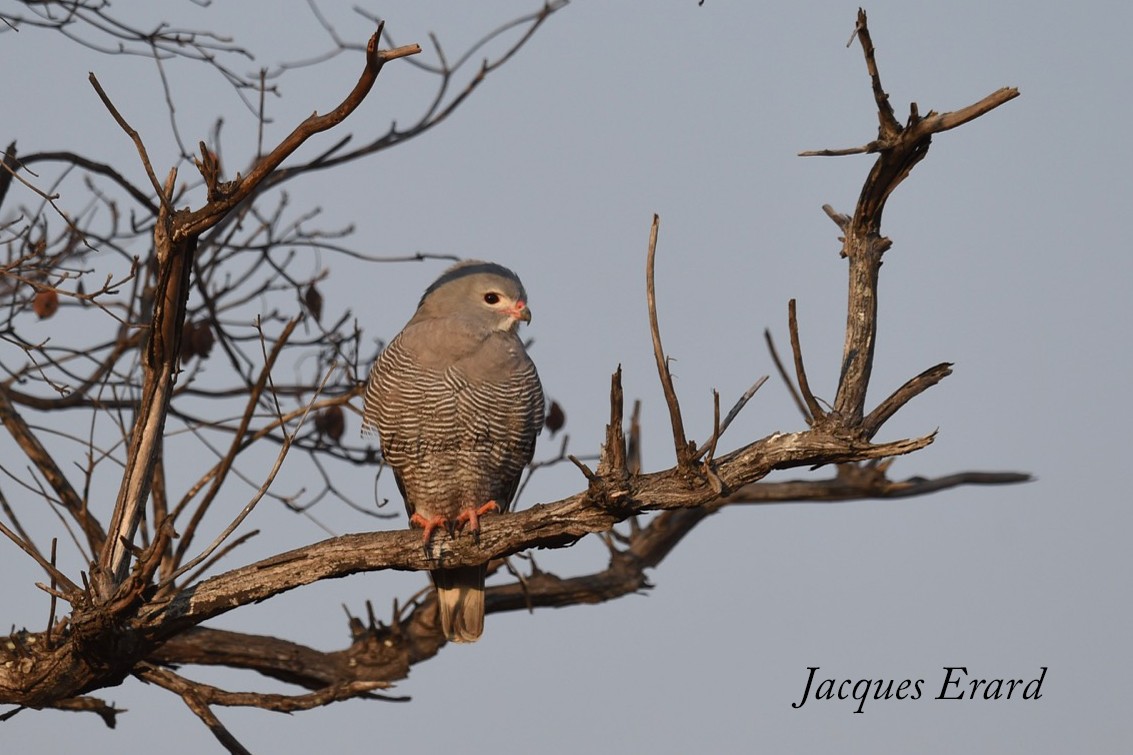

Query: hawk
[363,261,544,642]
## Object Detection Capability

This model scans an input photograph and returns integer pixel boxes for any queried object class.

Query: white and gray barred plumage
[362,260,544,642]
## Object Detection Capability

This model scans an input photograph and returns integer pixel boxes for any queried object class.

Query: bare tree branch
[645,215,693,469]
[175,27,421,240]
[0,387,105,552]
[804,9,1019,424]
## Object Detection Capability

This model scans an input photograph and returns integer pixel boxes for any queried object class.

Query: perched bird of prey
[363,261,544,642]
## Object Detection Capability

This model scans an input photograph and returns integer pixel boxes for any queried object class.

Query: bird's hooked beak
[510,300,532,325]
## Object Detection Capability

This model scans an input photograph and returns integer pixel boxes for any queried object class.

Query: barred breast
[363,319,543,521]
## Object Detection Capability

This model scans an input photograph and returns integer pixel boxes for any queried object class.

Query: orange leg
[410,512,448,547]
[455,500,500,535]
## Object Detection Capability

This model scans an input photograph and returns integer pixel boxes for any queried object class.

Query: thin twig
[46,538,58,648]
[764,329,809,420]
[0,387,105,551]
[863,362,953,438]
[155,672,252,755]
[567,454,596,481]
[0,148,61,202]
[701,390,721,463]
[721,469,1032,505]
[787,300,824,422]
[645,214,691,468]
[173,317,300,566]
[42,696,124,728]
[163,362,334,587]
[0,517,80,594]
[627,399,642,475]
[87,73,173,214]
[181,530,260,587]
[694,376,768,459]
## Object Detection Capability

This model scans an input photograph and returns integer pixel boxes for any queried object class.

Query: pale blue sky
[2,1,1130,753]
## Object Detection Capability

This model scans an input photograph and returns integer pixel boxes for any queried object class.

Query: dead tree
[0,5,1023,751]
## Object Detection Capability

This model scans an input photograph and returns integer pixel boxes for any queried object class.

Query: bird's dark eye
[483,292,500,305]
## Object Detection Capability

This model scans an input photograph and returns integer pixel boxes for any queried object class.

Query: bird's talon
[411,512,448,550]
[455,500,500,539]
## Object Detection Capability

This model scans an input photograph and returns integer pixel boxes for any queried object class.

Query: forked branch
[798,8,1018,425]
[175,26,421,240]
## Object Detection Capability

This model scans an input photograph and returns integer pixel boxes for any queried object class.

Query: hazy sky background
[2,1,1130,753]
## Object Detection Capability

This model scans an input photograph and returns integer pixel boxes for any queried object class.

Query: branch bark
[141,426,935,638]
[137,463,1028,698]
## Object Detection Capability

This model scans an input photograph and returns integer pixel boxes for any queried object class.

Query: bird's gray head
[416,260,532,332]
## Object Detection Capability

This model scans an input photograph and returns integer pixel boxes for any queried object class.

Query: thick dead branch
[97,168,185,591]
[137,426,935,641]
[139,458,1030,695]
[800,9,1018,425]
[593,367,632,507]
[139,507,692,693]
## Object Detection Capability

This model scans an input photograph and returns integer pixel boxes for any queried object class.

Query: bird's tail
[432,565,486,643]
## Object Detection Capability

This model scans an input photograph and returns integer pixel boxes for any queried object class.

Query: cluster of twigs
[1,5,1024,752]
